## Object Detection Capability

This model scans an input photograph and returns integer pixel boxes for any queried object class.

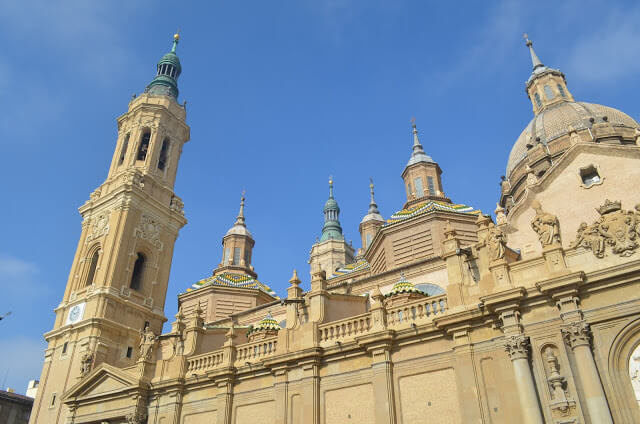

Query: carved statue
[530,201,561,247]
[571,200,638,258]
[485,222,506,261]
[139,326,157,361]
[79,352,94,378]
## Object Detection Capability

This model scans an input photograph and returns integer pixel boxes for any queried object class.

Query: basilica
[28,33,640,424]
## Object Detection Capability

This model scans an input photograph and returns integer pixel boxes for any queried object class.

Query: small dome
[323,197,339,212]
[386,274,426,297]
[406,150,435,168]
[158,51,182,74]
[225,224,252,237]
[506,101,639,176]
[360,211,384,224]
[249,313,281,334]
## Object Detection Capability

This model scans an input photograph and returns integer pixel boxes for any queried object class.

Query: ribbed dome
[506,101,639,176]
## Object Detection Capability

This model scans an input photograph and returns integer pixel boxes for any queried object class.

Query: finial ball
[174,33,180,41]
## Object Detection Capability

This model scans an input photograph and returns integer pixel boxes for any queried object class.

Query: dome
[386,274,426,297]
[158,51,182,74]
[225,224,252,237]
[506,101,639,176]
[323,197,339,213]
[249,313,281,334]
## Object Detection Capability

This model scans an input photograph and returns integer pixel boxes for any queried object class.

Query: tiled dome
[506,101,638,176]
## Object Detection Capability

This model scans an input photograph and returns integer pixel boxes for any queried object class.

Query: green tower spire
[145,32,182,99]
[320,177,344,242]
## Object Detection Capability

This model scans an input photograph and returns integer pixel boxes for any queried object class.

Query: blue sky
[2,0,640,394]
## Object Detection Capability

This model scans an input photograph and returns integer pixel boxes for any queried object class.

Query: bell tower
[29,34,190,424]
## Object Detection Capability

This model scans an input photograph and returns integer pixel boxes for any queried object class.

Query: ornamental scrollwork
[570,199,639,258]
[504,334,530,360]
[561,321,591,349]
[86,210,110,243]
[531,200,561,247]
[135,214,163,250]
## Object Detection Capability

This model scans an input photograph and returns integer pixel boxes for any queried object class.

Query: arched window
[157,138,170,170]
[366,233,372,248]
[407,183,413,198]
[85,249,99,286]
[557,84,567,98]
[544,85,555,100]
[137,131,151,162]
[130,253,145,290]
[118,134,130,166]
[534,93,542,108]
[414,283,445,297]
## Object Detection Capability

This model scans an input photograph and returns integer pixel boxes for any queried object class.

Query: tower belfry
[29,34,190,424]
[309,178,355,277]
[401,119,449,208]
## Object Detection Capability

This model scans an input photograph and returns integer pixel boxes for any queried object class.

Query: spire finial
[329,176,334,199]
[369,177,375,204]
[235,190,246,226]
[523,33,543,70]
[171,29,180,53]
[411,117,421,148]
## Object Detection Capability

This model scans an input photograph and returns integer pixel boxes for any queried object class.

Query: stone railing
[318,312,372,345]
[386,294,447,327]
[236,337,278,363]
[186,349,225,374]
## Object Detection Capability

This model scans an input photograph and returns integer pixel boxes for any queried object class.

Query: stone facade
[29,36,640,424]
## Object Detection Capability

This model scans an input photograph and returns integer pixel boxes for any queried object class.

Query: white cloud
[0,254,50,298]
[0,0,144,84]
[0,337,47,394]
[565,7,640,83]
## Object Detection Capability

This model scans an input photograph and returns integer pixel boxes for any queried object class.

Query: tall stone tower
[29,34,190,424]
[309,178,355,277]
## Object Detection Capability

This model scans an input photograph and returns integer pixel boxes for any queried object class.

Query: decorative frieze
[562,321,591,349]
[571,199,639,258]
[504,334,530,360]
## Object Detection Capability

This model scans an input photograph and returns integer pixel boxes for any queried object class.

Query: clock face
[67,303,85,324]
[69,306,80,322]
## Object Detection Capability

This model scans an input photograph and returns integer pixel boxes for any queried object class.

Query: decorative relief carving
[495,203,507,226]
[531,200,561,247]
[562,321,591,349]
[79,351,94,378]
[504,334,530,360]
[483,222,507,262]
[139,326,157,362]
[124,170,145,189]
[86,210,110,243]
[526,165,538,186]
[543,347,575,417]
[125,411,147,424]
[89,188,102,202]
[570,199,639,258]
[170,195,184,215]
[135,214,163,250]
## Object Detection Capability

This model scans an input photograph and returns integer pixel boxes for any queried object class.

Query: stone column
[504,334,544,424]
[215,376,234,424]
[562,321,613,424]
[370,346,396,424]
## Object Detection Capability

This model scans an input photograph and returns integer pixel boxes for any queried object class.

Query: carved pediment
[63,364,142,401]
